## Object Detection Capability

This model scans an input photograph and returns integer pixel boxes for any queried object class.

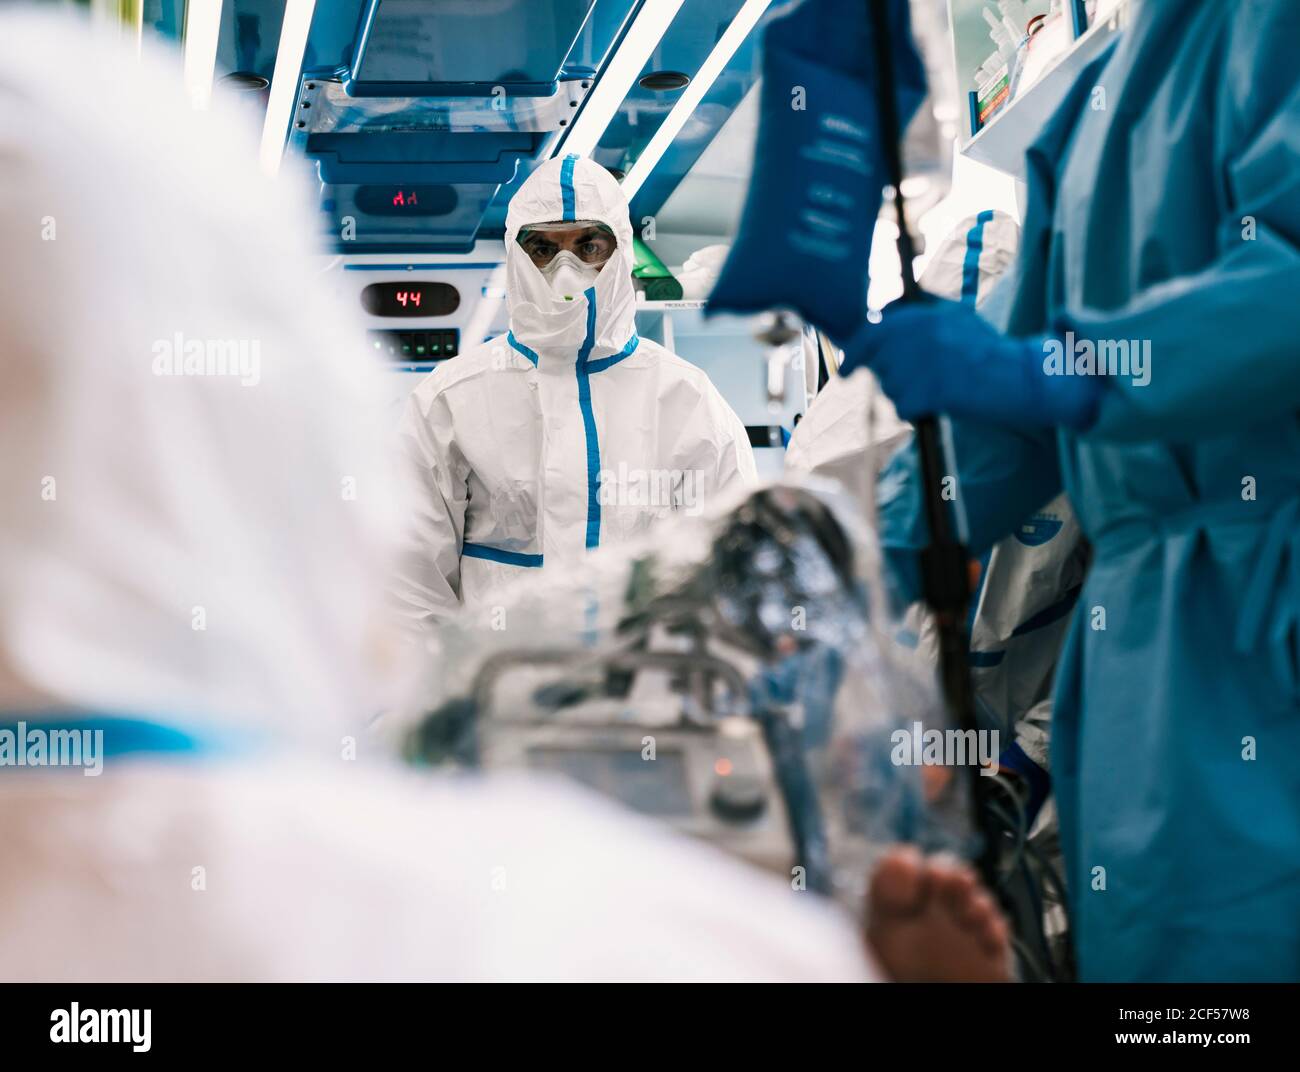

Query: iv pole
[866,0,999,885]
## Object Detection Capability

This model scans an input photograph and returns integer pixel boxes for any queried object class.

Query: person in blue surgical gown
[843,0,1300,981]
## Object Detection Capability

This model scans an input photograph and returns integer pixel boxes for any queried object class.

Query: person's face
[517,221,617,273]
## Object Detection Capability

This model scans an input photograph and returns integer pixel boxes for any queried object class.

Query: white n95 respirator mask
[540,250,601,301]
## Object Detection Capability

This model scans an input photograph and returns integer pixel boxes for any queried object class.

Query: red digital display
[360,281,460,318]
[354,185,459,218]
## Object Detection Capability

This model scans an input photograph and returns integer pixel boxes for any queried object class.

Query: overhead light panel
[259,0,317,175]
[557,0,686,160]
[182,0,223,109]
[621,0,771,201]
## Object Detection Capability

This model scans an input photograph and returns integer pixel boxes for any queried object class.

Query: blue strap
[960,209,995,306]
[969,582,1081,668]
[1009,582,1082,638]
[507,331,539,366]
[576,286,601,549]
[462,542,543,568]
[560,154,578,222]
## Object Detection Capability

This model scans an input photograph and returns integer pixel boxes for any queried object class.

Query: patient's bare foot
[865,845,1012,982]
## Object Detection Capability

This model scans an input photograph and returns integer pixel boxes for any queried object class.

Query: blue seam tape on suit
[462,542,543,567]
[507,331,539,366]
[969,582,1084,667]
[585,333,639,374]
[560,154,577,222]
[576,287,601,548]
[961,209,994,306]
[506,322,634,557]
[1010,582,1082,638]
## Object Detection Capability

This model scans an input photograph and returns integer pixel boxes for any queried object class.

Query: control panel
[480,714,794,877]
[367,329,460,362]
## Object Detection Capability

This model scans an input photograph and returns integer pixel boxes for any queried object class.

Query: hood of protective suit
[504,155,637,359]
[917,210,1020,303]
[788,211,1022,509]
[0,8,402,747]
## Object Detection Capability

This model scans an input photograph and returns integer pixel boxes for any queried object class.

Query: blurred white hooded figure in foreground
[0,7,1012,984]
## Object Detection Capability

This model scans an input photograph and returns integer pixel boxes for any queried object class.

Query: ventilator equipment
[402,483,969,903]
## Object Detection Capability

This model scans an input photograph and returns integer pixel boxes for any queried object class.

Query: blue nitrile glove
[840,298,1101,431]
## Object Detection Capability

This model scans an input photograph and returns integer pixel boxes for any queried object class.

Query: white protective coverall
[0,7,872,983]
[785,212,1087,797]
[394,156,758,629]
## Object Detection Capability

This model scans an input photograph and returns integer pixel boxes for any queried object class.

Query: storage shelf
[635,298,708,311]
[957,1,1128,177]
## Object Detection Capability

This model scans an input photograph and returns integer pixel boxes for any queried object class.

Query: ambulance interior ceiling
[160,0,760,255]
[167,0,952,262]
[146,0,956,447]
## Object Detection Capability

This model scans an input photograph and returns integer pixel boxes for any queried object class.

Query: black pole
[866,0,998,885]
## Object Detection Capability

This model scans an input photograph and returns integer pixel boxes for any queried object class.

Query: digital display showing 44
[360,281,460,318]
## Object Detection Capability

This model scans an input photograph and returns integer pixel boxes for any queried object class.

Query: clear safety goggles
[516,220,617,269]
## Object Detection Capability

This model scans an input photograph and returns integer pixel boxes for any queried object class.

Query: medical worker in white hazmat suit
[394,155,758,628]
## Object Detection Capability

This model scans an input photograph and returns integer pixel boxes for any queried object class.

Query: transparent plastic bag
[394,478,975,909]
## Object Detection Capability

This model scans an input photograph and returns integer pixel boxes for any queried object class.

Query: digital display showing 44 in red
[360,281,461,318]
